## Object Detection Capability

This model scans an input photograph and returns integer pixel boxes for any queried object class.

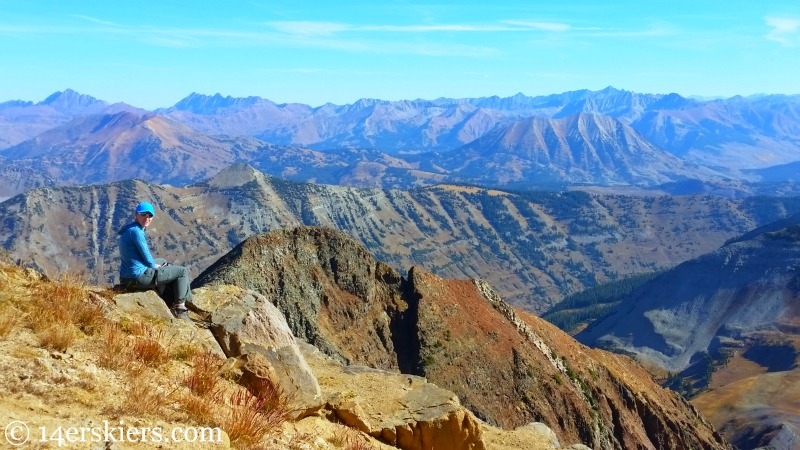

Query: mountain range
[3,164,800,314]
[1,87,799,198]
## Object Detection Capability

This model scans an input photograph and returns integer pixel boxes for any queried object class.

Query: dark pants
[121,258,193,311]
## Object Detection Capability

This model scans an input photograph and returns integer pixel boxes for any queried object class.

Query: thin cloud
[361,24,515,32]
[268,21,350,36]
[266,19,673,40]
[0,16,536,55]
[267,20,573,35]
[765,16,800,45]
[70,14,121,28]
[143,36,197,48]
[501,20,571,32]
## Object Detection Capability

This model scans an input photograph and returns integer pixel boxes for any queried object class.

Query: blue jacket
[118,222,157,278]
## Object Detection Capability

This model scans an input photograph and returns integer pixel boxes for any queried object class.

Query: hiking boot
[172,308,191,322]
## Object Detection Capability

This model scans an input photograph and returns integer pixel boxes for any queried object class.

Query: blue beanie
[135,202,155,217]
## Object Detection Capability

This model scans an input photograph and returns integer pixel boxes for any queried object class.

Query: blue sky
[1,0,799,109]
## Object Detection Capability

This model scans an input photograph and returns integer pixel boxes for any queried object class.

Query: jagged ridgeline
[2,163,800,312]
[191,225,730,449]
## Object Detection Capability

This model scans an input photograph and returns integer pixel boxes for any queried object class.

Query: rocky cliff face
[193,225,731,449]
[192,227,410,370]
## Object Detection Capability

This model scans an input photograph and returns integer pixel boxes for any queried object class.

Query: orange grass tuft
[98,323,133,370]
[132,336,168,367]
[0,305,22,337]
[37,323,78,351]
[177,391,219,425]
[219,386,291,447]
[186,351,223,396]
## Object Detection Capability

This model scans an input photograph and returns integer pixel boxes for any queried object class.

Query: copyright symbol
[5,420,30,446]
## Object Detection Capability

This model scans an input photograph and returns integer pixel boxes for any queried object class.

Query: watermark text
[4,420,223,447]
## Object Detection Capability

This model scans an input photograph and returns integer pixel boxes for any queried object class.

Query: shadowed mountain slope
[191,225,730,450]
[576,214,800,449]
[576,213,800,372]
[632,94,800,169]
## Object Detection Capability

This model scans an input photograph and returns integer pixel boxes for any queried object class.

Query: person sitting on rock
[117,201,192,321]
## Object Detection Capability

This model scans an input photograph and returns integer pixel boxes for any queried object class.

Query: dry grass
[120,318,149,337]
[132,336,169,367]
[37,323,78,351]
[171,342,201,361]
[6,270,104,352]
[71,296,106,335]
[219,385,291,448]
[244,376,293,418]
[186,350,224,396]
[116,374,167,417]
[98,323,133,370]
[175,390,220,425]
[0,304,22,337]
[30,275,87,323]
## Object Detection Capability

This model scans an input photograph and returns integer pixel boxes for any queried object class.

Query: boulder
[110,290,224,358]
[189,285,322,417]
[112,290,175,321]
[301,341,485,450]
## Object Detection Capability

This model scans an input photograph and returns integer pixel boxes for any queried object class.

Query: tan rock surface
[189,284,323,417]
[301,341,564,450]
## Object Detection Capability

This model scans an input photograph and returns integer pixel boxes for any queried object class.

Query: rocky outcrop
[187,285,323,417]
[109,290,224,357]
[409,267,728,449]
[192,227,411,370]
[0,260,572,450]
[307,346,485,449]
[301,341,550,450]
[192,225,732,449]
[185,280,569,450]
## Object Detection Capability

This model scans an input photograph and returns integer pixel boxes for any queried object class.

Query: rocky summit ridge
[191,226,730,449]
